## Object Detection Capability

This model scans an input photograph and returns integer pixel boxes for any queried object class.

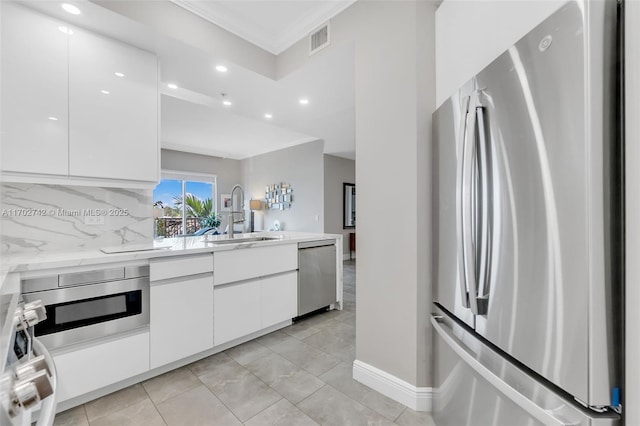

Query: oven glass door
[35,290,142,336]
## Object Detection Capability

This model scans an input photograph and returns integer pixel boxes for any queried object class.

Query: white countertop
[2,231,341,274]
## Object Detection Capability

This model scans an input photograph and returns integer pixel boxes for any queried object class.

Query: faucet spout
[228,184,245,239]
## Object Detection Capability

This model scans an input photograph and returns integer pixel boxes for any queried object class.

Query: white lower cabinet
[214,271,298,346]
[261,271,298,328]
[53,330,149,403]
[214,280,261,346]
[150,274,214,369]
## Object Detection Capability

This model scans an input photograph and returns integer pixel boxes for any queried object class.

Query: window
[153,171,217,238]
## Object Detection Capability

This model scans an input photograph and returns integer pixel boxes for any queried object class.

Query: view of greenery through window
[153,178,219,238]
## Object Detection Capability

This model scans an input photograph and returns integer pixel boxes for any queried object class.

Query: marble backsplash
[1,183,153,254]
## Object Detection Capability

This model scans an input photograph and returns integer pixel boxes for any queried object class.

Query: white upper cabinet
[1,3,69,176]
[0,3,159,186]
[69,28,158,182]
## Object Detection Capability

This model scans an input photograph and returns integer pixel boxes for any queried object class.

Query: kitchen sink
[204,236,283,245]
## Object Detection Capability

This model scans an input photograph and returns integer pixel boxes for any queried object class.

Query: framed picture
[221,194,232,211]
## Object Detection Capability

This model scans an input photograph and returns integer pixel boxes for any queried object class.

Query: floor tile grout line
[139,380,169,426]
[240,395,284,425]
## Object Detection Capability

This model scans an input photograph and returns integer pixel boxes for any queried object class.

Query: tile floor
[53,260,436,426]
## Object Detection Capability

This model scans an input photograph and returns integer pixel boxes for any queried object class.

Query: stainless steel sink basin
[204,236,282,245]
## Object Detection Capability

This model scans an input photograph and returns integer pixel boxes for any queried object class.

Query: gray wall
[279,1,436,388]
[242,140,324,233]
[324,154,355,257]
[161,148,242,231]
[349,0,431,388]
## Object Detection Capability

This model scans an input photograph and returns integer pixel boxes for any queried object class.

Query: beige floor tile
[187,352,235,377]
[394,407,437,426]
[245,352,325,404]
[84,384,149,423]
[255,330,300,349]
[270,337,341,376]
[224,340,272,366]
[282,321,323,340]
[142,367,201,405]
[156,385,241,426]
[297,385,395,426]
[90,398,165,426]
[201,365,281,421]
[320,362,405,421]
[53,405,88,426]
[245,399,318,426]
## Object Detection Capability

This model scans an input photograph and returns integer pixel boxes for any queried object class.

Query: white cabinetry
[0,3,159,186]
[53,330,149,403]
[1,3,68,176]
[149,255,214,369]
[213,244,298,346]
[214,280,261,346]
[69,28,158,182]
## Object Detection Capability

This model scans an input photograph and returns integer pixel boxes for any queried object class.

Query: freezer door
[431,309,620,426]
[470,1,617,407]
[433,88,475,329]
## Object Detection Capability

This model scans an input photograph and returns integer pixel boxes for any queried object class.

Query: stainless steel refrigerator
[431,1,623,425]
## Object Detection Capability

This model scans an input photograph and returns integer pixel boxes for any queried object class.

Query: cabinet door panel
[69,29,158,181]
[261,272,297,328]
[150,275,214,369]
[214,244,297,285]
[214,281,261,346]
[1,3,68,175]
[54,330,149,403]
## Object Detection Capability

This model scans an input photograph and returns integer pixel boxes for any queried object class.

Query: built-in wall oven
[21,265,149,351]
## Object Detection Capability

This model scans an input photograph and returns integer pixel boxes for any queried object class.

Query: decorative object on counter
[265,182,293,210]
[343,182,356,229]
[249,199,262,232]
[220,193,232,212]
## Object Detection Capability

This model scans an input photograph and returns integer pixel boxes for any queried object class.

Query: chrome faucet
[228,184,245,239]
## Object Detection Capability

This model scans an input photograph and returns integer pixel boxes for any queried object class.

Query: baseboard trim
[352,360,432,412]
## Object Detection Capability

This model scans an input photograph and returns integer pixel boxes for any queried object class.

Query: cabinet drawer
[150,275,213,369]
[53,330,149,403]
[261,271,297,329]
[214,280,261,346]
[214,244,297,285]
[150,254,213,282]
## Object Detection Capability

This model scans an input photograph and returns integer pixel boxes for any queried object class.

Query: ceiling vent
[309,22,330,56]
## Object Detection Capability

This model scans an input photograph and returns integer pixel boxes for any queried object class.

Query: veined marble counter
[2,231,341,275]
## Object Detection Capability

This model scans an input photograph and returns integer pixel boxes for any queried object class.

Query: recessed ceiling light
[223,100,232,106]
[100,89,110,95]
[62,3,81,15]
[299,98,309,105]
[58,26,74,35]
[48,116,59,121]
[115,72,125,77]
[216,65,228,73]
[264,114,273,119]
[167,83,178,90]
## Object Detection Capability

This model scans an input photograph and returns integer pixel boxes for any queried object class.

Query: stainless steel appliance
[298,240,337,316]
[21,265,149,350]
[432,1,623,424]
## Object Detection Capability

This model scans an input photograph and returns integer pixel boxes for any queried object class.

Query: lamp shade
[249,200,262,211]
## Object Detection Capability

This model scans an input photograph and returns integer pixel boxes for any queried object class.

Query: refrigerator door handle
[475,103,490,315]
[456,96,472,308]
[431,315,568,426]
[463,94,480,315]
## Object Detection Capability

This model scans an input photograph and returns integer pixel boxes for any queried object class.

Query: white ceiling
[22,0,357,161]
[170,0,356,54]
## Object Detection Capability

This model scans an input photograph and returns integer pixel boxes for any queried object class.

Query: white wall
[241,140,325,233]
[626,1,640,422]
[323,154,355,257]
[280,0,436,394]
[161,148,242,231]
[435,0,566,106]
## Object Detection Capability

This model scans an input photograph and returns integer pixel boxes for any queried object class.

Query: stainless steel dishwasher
[298,240,337,316]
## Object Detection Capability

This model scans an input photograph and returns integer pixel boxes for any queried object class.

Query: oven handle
[32,338,57,426]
